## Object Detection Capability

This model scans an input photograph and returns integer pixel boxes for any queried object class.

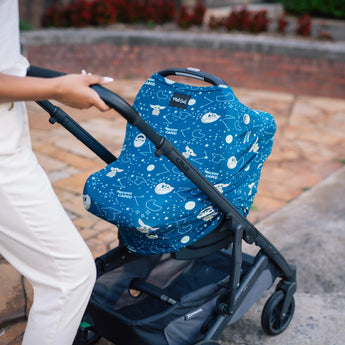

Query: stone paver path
[1,79,344,344]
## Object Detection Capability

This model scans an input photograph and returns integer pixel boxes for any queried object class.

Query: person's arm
[0,73,113,111]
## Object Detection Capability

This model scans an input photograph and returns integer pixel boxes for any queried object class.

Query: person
[0,1,114,344]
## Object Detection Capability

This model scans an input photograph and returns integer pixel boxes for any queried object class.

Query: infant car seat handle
[158,67,227,86]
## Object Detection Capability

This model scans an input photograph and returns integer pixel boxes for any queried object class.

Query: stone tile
[0,263,24,327]
[237,88,295,103]
[79,117,126,139]
[330,143,345,158]
[289,100,328,126]
[72,214,98,228]
[79,227,99,241]
[330,110,345,125]
[107,79,144,99]
[73,214,99,230]
[47,166,80,184]
[93,219,116,232]
[27,131,49,150]
[26,101,56,131]
[54,134,98,160]
[249,194,286,222]
[52,169,99,194]
[35,152,67,172]
[236,89,295,122]
[79,117,127,157]
[86,238,108,259]
[8,338,23,345]
[97,229,118,245]
[269,146,300,162]
[62,195,89,218]
[322,125,345,143]
[256,180,302,203]
[0,321,25,345]
[52,102,115,124]
[260,165,295,184]
[35,143,103,171]
[296,127,344,146]
[53,187,78,203]
[311,160,344,181]
[286,173,322,191]
[300,96,345,113]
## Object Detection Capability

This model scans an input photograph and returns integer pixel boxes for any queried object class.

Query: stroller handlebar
[158,67,227,86]
[26,65,141,125]
[27,65,66,78]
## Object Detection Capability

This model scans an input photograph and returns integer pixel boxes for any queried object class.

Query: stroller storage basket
[88,247,237,345]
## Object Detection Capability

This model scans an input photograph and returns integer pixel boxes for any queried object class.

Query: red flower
[296,14,311,36]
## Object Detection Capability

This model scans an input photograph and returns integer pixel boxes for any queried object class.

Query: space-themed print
[83,72,276,255]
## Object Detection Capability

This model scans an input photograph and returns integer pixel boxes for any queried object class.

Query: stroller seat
[83,72,276,255]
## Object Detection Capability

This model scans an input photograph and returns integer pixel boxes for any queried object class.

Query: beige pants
[0,102,96,345]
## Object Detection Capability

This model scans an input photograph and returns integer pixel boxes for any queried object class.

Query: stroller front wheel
[261,290,295,336]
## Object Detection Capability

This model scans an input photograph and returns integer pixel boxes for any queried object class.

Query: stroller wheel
[193,341,221,345]
[73,329,101,345]
[261,290,295,336]
[73,317,101,345]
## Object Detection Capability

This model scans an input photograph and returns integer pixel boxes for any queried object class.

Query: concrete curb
[219,166,345,344]
[21,28,345,62]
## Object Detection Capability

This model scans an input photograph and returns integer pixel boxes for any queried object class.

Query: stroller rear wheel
[73,315,101,345]
[261,290,295,335]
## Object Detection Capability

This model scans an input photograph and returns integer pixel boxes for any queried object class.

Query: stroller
[27,66,296,345]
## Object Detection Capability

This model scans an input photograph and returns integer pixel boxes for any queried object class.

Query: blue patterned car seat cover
[83,72,276,255]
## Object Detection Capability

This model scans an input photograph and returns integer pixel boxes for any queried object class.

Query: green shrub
[20,19,33,31]
[281,0,345,19]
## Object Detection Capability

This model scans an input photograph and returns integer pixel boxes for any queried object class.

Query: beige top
[0,0,31,156]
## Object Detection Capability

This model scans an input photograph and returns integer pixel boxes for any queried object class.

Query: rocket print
[106,167,124,178]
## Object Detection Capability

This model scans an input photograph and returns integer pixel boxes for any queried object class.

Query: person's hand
[53,72,114,111]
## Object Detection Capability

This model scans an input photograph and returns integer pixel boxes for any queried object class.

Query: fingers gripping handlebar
[26,65,141,126]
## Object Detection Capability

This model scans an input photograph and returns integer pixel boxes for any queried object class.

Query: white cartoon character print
[201,112,220,123]
[155,183,174,195]
[197,206,218,221]
[183,146,197,159]
[214,183,229,193]
[136,218,159,233]
[227,156,238,169]
[83,195,91,210]
[137,219,159,239]
[134,133,146,148]
[150,105,166,116]
[106,167,124,178]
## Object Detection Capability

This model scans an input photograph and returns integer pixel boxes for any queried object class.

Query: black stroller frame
[28,66,296,345]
